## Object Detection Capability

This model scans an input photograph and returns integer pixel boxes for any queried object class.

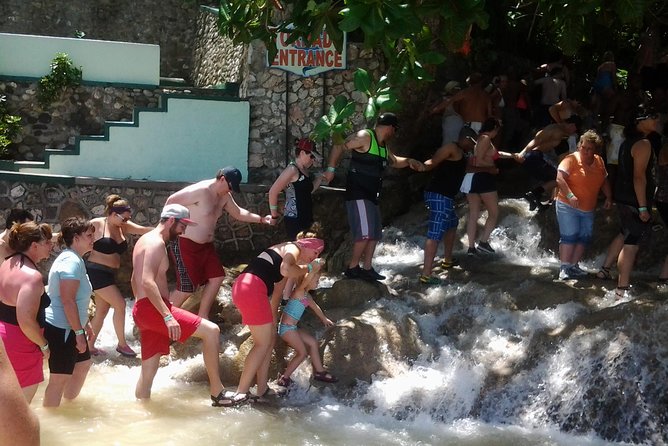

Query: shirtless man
[517,115,581,210]
[431,72,491,133]
[131,204,229,405]
[0,209,34,265]
[165,166,274,319]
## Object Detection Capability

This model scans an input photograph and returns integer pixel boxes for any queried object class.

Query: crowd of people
[1,53,667,436]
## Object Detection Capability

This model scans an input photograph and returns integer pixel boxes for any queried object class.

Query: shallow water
[32,199,660,445]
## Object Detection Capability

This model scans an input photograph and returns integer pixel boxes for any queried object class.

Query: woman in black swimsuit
[86,195,150,357]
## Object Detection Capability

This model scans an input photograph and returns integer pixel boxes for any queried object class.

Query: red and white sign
[268,26,347,77]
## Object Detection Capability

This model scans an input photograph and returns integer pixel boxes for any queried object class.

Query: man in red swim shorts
[165,166,275,319]
[131,204,228,404]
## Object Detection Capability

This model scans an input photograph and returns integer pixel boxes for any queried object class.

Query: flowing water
[33,199,666,445]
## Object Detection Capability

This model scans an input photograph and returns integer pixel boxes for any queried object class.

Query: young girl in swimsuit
[276,266,337,387]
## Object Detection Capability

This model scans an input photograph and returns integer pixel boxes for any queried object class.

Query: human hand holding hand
[408,159,426,172]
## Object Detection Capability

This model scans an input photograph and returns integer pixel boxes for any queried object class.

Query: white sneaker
[559,267,574,280]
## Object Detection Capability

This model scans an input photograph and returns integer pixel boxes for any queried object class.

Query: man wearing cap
[429,80,464,145]
[430,72,491,134]
[131,204,227,404]
[165,167,274,319]
[322,113,425,281]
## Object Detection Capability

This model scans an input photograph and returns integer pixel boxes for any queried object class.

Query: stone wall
[191,8,246,88]
[242,41,387,183]
[0,0,216,80]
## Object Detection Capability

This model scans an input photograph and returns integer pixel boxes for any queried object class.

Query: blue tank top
[282,296,310,322]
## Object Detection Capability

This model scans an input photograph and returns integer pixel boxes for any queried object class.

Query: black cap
[376,112,399,129]
[217,166,242,192]
[635,103,658,122]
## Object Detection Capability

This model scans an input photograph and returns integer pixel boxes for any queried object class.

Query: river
[33,198,665,445]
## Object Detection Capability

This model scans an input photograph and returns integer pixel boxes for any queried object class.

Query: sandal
[211,390,249,407]
[440,258,460,269]
[276,375,293,387]
[249,387,276,403]
[615,286,629,300]
[596,266,612,280]
[313,370,338,383]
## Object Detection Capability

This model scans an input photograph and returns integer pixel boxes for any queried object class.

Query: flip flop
[313,370,338,383]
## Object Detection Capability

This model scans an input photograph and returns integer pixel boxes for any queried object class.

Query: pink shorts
[132,298,202,360]
[232,273,273,326]
[170,237,226,293]
[0,321,44,388]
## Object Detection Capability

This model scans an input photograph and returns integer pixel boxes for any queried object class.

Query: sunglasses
[309,153,316,160]
[116,214,130,223]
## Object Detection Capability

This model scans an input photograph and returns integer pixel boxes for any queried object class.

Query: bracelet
[307,263,313,273]
[326,166,336,173]
[269,204,278,210]
[74,329,85,336]
[638,206,648,212]
[163,314,174,322]
[40,343,49,352]
[567,192,575,199]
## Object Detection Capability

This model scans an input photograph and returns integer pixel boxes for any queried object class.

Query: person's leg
[135,354,161,399]
[571,209,594,265]
[660,255,668,281]
[280,330,308,378]
[422,239,439,277]
[43,374,69,407]
[191,319,225,396]
[360,240,378,270]
[21,384,38,403]
[466,194,481,249]
[442,228,457,262]
[237,323,274,395]
[348,240,368,269]
[598,234,624,276]
[479,191,499,243]
[197,276,225,319]
[63,359,92,401]
[542,179,557,202]
[88,297,110,349]
[91,285,130,349]
[254,328,276,396]
[301,331,325,373]
[617,244,639,289]
[556,201,577,265]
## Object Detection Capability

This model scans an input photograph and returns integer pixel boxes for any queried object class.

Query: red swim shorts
[232,273,273,326]
[132,297,202,360]
[0,321,44,388]
[170,237,225,293]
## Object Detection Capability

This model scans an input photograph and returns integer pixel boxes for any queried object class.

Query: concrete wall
[0,32,160,85]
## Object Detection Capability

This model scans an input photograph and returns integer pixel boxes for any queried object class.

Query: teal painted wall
[0,32,159,85]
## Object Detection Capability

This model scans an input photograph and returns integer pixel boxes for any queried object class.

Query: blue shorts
[278,323,298,337]
[555,200,594,245]
[424,191,458,240]
[346,199,382,241]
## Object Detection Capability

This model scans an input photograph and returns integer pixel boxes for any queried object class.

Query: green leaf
[353,69,373,95]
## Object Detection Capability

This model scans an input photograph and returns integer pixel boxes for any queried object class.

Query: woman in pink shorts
[228,228,325,406]
[0,221,54,402]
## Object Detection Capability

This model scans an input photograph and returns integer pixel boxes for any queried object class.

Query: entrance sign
[268,26,347,77]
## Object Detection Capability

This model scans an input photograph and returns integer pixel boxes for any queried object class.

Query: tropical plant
[37,53,83,107]
[311,94,355,144]
[0,95,22,159]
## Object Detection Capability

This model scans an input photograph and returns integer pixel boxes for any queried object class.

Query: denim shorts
[555,200,594,245]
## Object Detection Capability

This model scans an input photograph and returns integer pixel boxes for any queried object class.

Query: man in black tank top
[322,113,425,281]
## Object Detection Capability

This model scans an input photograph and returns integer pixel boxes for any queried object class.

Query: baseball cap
[217,166,242,192]
[635,104,658,121]
[160,204,197,225]
[377,112,399,129]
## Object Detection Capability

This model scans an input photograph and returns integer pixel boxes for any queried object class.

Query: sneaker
[440,258,460,269]
[361,267,385,281]
[344,266,362,279]
[476,241,495,254]
[419,274,441,285]
[568,264,589,277]
[559,267,574,280]
[467,247,478,256]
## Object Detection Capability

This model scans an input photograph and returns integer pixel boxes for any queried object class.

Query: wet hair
[104,194,130,215]
[578,130,603,149]
[5,209,34,230]
[58,217,93,247]
[8,221,52,253]
[480,118,501,134]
